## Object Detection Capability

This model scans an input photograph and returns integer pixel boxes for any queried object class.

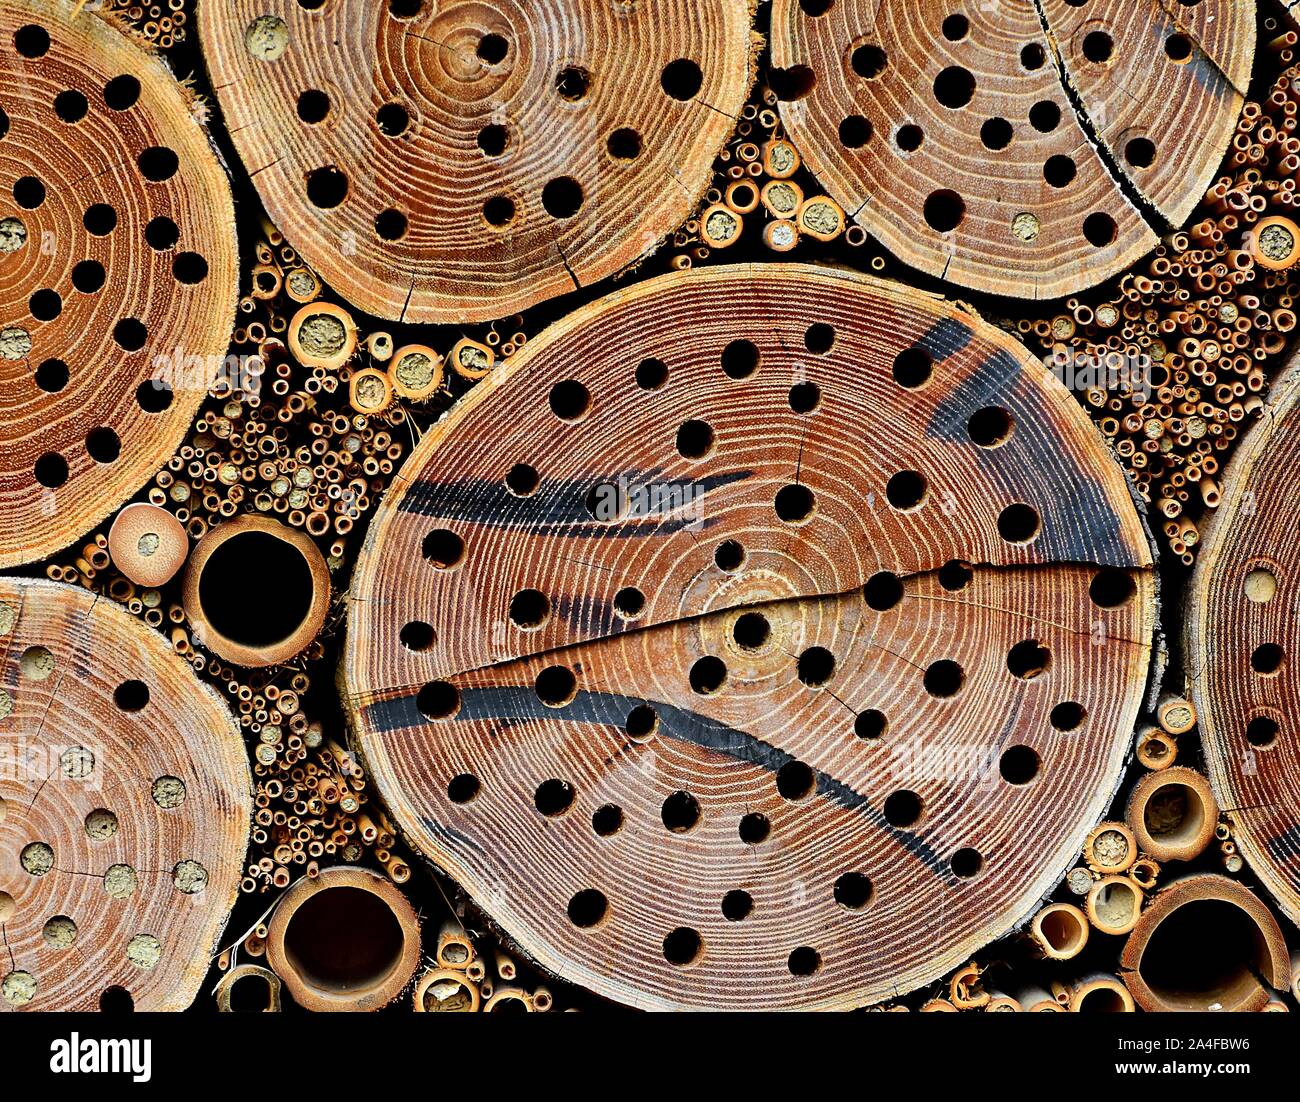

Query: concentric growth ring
[0,0,237,567]
[345,263,1156,1010]
[196,0,755,323]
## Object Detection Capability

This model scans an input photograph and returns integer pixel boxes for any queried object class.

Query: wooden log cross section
[1188,351,1300,929]
[770,0,1253,299]
[197,0,756,323]
[0,0,237,568]
[345,264,1157,1010]
[0,578,250,1012]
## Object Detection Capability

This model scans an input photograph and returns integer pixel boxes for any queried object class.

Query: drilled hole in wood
[1250,643,1284,675]
[1007,639,1051,679]
[534,778,575,817]
[834,872,872,909]
[797,645,835,686]
[1051,701,1086,731]
[924,659,964,697]
[733,611,770,650]
[418,680,460,720]
[933,66,975,109]
[535,664,577,706]
[660,58,703,101]
[883,789,923,827]
[854,709,886,740]
[663,926,702,966]
[851,43,886,79]
[774,483,815,523]
[787,946,821,976]
[721,338,760,379]
[776,760,815,801]
[997,503,1040,544]
[923,189,964,232]
[567,889,607,927]
[789,381,821,413]
[661,790,700,833]
[863,571,903,611]
[1089,567,1135,608]
[999,745,1041,785]
[721,889,753,921]
[509,588,550,629]
[981,117,1012,150]
[714,539,746,572]
[636,357,668,390]
[739,812,770,845]
[592,804,623,836]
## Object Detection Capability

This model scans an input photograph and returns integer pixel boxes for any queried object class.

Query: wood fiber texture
[0,578,250,1011]
[769,0,1253,299]
[0,0,237,567]
[196,0,756,323]
[345,263,1156,1010]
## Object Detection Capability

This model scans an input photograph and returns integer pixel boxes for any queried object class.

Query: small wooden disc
[345,263,1155,1010]
[0,0,237,568]
[196,0,755,323]
[1187,354,1300,927]
[769,0,1252,299]
[0,578,250,1011]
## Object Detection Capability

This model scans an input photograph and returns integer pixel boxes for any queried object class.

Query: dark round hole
[636,357,668,390]
[851,44,887,79]
[14,24,50,58]
[280,885,405,994]
[72,260,106,293]
[776,760,816,801]
[86,427,120,463]
[54,89,88,124]
[886,470,927,510]
[1021,42,1046,69]
[789,381,821,413]
[447,773,479,803]
[895,123,924,151]
[534,778,575,816]
[375,208,408,240]
[388,0,423,18]
[84,203,117,235]
[924,659,964,697]
[399,620,435,651]
[509,588,549,629]
[968,406,1013,446]
[137,146,178,182]
[113,680,149,711]
[775,484,815,523]
[726,611,767,652]
[883,789,923,827]
[662,927,702,966]
[788,946,821,976]
[136,379,173,412]
[804,323,835,354]
[1044,154,1077,188]
[863,571,903,611]
[607,127,641,159]
[625,704,658,739]
[933,66,975,109]
[999,744,1040,785]
[567,889,607,928]
[103,74,140,111]
[505,462,539,496]
[1245,716,1278,748]
[548,379,590,421]
[296,89,330,123]
[306,166,348,208]
[854,709,886,740]
[661,58,704,100]
[951,847,984,878]
[1125,137,1156,169]
[1029,100,1061,132]
[145,216,179,250]
[942,12,969,39]
[661,790,700,833]
[1251,643,1284,674]
[1083,212,1117,247]
[34,453,68,488]
[477,32,508,64]
[112,318,147,352]
[798,0,834,12]
[1089,567,1135,608]
[721,889,753,921]
[893,346,932,388]
[29,288,61,321]
[714,539,745,572]
[1165,33,1192,62]
[1007,639,1051,679]
[613,586,645,618]
[592,804,623,836]
[797,646,835,687]
[981,117,1013,150]
[199,530,314,647]
[377,103,410,137]
[98,986,134,1013]
[421,528,465,568]
[834,872,872,909]
[924,189,964,232]
[1051,701,1086,731]
[555,65,589,100]
[482,195,516,227]
[13,176,44,209]
[997,503,1040,543]
[535,665,577,707]
[172,252,209,284]
[1082,31,1113,63]
[35,359,69,393]
[689,655,727,695]
[721,338,760,379]
[938,560,973,590]
[739,812,770,845]
[675,419,714,459]
[770,65,816,101]
[839,114,872,148]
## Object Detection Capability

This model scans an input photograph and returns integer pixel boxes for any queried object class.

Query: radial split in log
[1187,353,1300,926]
[196,0,755,323]
[769,0,1253,298]
[0,578,250,1011]
[343,263,1155,1010]
[0,0,237,568]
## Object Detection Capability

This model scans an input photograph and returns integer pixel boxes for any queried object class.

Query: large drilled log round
[0,0,237,568]
[195,0,755,324]
[344,263,1156,1011]
[0,578,250,1011]
[769,0,1252,299]
[1187,353,1300,927]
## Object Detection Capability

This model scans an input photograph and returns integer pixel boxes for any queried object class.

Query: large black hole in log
[198,531,314,647]
[282,886,405,994]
